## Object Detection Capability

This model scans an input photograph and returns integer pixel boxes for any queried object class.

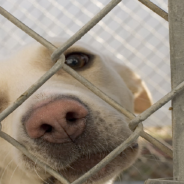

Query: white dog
[0,40,152,184]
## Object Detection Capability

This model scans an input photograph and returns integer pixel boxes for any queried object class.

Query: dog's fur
[0,40,152,184]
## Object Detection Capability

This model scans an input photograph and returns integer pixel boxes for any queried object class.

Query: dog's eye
[65,53,89,69]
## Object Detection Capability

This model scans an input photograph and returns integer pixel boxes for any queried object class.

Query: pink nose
[25,99,88,143]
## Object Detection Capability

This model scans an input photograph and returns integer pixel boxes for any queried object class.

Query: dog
[0,39,152,184]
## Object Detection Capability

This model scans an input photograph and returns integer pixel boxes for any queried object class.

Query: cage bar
[145,1,184,184]
[169,0,184,181]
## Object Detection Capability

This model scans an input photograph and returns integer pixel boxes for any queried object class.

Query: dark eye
[65,53,90,69]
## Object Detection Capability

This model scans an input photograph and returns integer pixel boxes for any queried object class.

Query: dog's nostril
[132,143,139,149]
[66,112,78,123]
[41,124,53,133]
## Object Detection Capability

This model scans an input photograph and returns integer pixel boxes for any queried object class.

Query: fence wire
[0,0,173,183]
[0,0,169,127]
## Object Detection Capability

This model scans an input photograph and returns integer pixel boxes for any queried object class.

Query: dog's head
[0,40,152,184]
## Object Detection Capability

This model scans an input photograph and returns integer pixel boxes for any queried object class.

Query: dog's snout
[25,99,88,143]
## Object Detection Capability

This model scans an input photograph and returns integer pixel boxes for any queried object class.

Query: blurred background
[0,0,172,183]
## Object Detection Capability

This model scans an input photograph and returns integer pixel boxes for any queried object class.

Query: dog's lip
[21,142,139,182]
[66,143,139,172]
[64,152,112,178]
[71,152,108,169]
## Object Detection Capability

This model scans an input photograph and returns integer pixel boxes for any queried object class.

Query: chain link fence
[0,0,169,127]
[0,0,176,183]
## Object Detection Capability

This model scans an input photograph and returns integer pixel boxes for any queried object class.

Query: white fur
[0,40,152,184]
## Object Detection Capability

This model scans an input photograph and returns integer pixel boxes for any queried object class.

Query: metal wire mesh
[0,0,169,127]
[0,0,174,183]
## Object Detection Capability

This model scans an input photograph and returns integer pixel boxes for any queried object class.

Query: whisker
[0,159,13,183]
[9,162,20,184]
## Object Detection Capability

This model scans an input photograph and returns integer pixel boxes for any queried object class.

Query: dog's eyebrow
[64,46,95,57]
